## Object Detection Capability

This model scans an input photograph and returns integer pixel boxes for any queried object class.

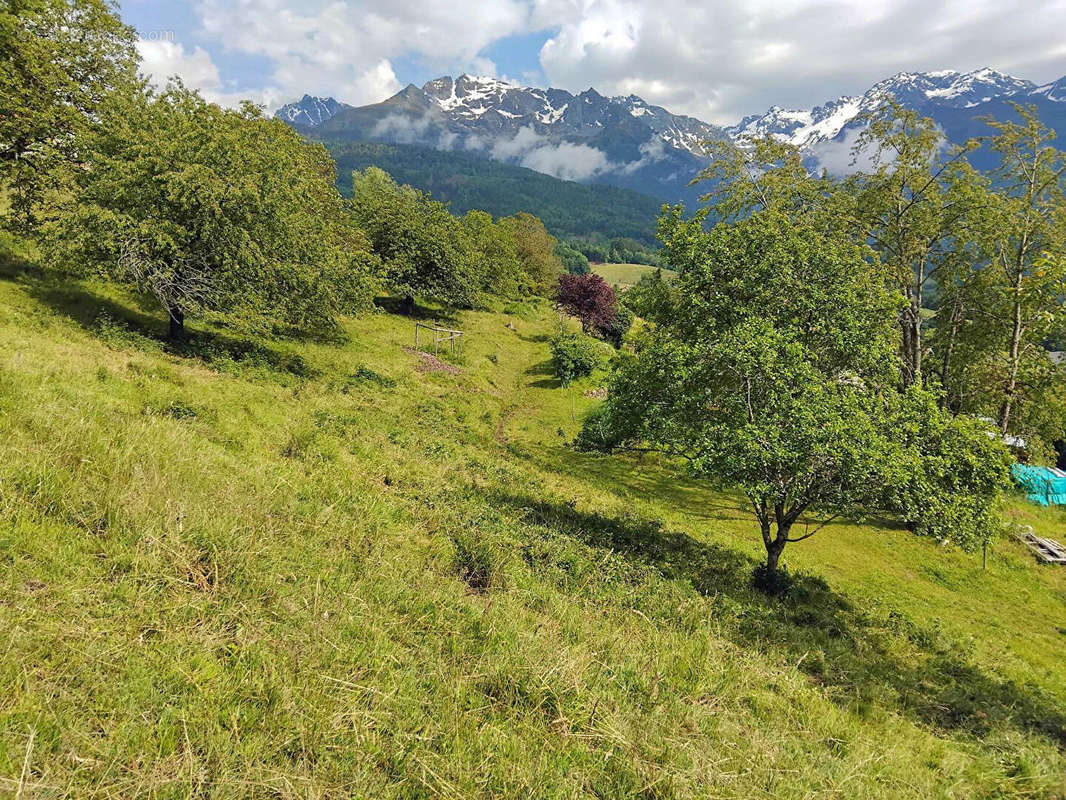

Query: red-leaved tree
[556,273,618,334]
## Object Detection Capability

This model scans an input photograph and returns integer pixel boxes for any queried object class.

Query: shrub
[556,273,617,334]
[549,332,600,386]
[556,240,590,274]
[598,305,634,348]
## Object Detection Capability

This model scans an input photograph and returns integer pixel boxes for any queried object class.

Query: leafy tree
[350,166,477,309]
[555,240,589,274]
[0,0,137,227]
[556,273,618,334]
[462,209,525,298]
[598,304,633,348]
[549,331,600,386]
[47,83,378,339]
[694,136,834,225]
[881,387,1011,551]
[623,268,676,323]
[848,101,985,388]
[977,105,1066,437]
[925,105,1066,457]
[500,212,563,295]
[579,209,1007,584]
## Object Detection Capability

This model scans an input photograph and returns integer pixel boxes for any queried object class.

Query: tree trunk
[763,509,793,576]
[764,539,786,575]
[167,304,186,341]
[999,277,1024,434]
[939,295,963,411]
[900,305,922,388]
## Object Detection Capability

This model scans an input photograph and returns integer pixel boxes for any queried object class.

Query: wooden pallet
[1018,528,1066,563]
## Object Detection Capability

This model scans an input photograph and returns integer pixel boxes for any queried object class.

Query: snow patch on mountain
[729,68,1038,150]
[275,67,1066,200]
[275,95,347,127]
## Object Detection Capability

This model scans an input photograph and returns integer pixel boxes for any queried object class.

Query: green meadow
[590,262,675,289]
[2,247,1066,798]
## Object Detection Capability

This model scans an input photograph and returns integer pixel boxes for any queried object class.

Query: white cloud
[133,1,1066,124]
[534,0,1066,123]
[486,126,612,180]
[193,0,531,108]
[518,140,612,180]
[136,38,282,109]
[137,39,221,92]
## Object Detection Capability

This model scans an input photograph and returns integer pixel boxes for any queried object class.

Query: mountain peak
[274,95,346,127]
[870,68,1034,107]
[275,66,1066,199]
[729,67,1048,151]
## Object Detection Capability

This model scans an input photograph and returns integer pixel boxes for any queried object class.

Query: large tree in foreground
[47,83,378,339]
[579,209,1009,584]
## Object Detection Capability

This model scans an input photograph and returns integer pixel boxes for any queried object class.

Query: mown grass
[1,248,1066,798]
[589,262,676,289]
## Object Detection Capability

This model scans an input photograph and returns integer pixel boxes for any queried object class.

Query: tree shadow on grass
[527,444,755,524]
[525,359,562,389]
[17,272,318,379]
[514,331,551,344]
[374,295,461,325]
[0,245,46,282]
[489,489,1066,750]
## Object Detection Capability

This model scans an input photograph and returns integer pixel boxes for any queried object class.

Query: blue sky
[120,0,1066,124]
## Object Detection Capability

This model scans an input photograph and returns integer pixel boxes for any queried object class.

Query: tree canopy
[46,82,379,339]
[0,0,137,227]
[500,212,564,296]
[350,166,481,309]
[580,209,1009,584]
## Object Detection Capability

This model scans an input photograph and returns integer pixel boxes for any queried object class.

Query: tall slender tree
[848,101,984,388]
[980,104,1066,435]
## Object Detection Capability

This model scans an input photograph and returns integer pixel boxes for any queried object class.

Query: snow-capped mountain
[276,74,724,203]
[727,68,1042,150]
[415,75,720,157]
[275,95,346,128]
[276,68,1066,202]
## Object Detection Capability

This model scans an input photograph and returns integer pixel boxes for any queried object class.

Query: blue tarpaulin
[1012,464,1066,506]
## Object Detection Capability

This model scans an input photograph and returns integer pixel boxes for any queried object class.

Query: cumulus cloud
[193,0,530,108]
[136,38,283,109]
[133,1,1066,124]
[137,39,220,90]
[534,0,1066,123]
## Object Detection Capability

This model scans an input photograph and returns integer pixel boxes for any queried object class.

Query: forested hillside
[317,139,662,245]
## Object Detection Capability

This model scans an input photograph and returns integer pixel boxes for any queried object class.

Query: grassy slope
[591,262,676,289]
[1,252,1066,798]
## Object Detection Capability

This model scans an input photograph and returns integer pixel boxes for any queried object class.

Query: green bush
[556,240,590,274]
[597,306,633,348]
[549,332,600,386]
